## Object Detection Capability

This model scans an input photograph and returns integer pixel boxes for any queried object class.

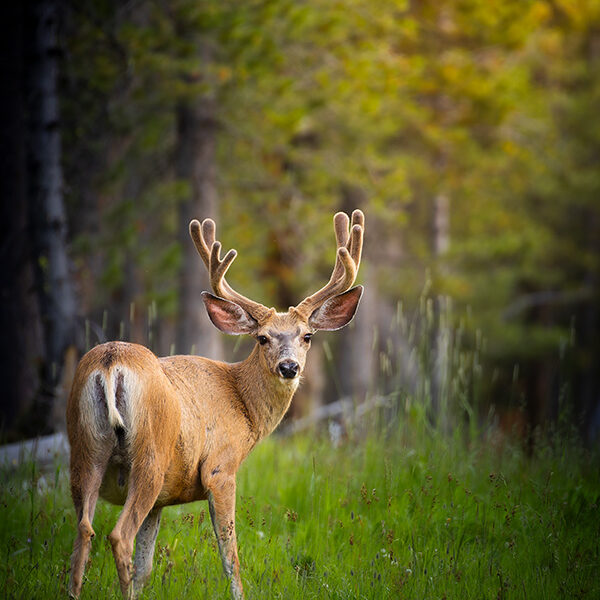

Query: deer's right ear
[201,292,258,335]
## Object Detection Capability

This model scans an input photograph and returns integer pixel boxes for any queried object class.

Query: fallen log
[0,432,69,468]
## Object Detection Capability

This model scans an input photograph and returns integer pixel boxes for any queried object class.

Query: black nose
[278,361,299,379]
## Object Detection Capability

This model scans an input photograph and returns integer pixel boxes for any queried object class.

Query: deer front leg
[207,477,243,600]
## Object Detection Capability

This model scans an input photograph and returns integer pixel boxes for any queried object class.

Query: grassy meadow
[1,413,599,599]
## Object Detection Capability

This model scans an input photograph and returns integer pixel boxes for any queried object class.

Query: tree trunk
[27,0,78,434]
[175,94,222,358]
[333,185,375,403]
[266,209,326,419]
[582,211,599,441]
[0,2,44,437]
[431,192,450,429]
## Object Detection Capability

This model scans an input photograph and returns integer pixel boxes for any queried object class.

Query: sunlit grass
[1,417,598,599]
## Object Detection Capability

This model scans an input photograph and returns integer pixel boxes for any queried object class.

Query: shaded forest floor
[1,417,599,599]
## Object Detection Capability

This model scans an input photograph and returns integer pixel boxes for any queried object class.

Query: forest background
[1,0,599,445]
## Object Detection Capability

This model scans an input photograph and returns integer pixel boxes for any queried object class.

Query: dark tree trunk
[582,211,600,441]
[0,2,44,437]
[26,0,78,434]
[267,206,326,419]
[175,94,222,358]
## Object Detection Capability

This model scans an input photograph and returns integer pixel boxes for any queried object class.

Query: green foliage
[60,0,600,418]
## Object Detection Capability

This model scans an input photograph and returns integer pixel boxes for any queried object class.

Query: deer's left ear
[202,292,258,335]
[308,286,363,331]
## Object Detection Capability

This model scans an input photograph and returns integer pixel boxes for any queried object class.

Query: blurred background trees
[1,0,599,443]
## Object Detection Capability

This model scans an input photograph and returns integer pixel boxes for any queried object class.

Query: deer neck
[232,345,299,441]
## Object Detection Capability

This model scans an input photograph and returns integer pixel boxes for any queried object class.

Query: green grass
[1,418,599,599]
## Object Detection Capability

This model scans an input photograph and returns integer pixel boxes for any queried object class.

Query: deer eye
[303,333,313,343]
[257,335,269,345]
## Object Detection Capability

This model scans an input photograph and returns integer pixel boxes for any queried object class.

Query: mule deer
[67,210,364,599]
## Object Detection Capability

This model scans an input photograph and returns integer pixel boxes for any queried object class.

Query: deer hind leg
[132,507,162,596]
[108,465,165,600]
[69,459,108,599]
[207,476,244,600]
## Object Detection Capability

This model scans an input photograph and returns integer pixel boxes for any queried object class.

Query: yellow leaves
[440,62,461,86]
[554,0,600,29]
[529,1,552,25]
[536,29,564,58]
[400,16,420,43]
[217,66,232,83]
[501,140,519,156]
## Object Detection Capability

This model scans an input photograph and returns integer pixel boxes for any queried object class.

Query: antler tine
[295,209,364,318]
[349,222,363,267]
[189,219,211,269]
[189,218,272,322]
[209,241,237,296]
[201,219,216,254]
[330,212,350,282]
[333,212,350,246]
[350,209,364,265]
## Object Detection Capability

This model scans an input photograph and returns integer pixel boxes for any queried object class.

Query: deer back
[67,341,264,507]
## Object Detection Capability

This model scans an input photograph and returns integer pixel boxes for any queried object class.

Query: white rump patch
[79,367,141,440]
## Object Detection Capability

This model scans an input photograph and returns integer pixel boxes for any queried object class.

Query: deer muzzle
[277,360,299,379]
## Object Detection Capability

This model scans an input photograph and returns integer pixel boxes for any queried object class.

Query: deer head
[189,210,365,382]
